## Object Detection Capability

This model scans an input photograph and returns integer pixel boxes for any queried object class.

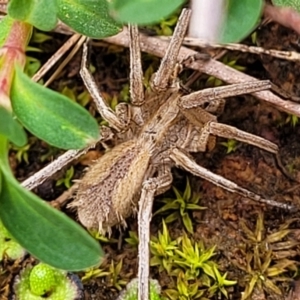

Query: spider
[68,9,294,299]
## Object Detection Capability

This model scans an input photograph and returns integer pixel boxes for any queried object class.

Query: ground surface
[2,18,300,300]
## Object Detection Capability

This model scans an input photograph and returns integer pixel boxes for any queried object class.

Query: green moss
[154,178,206,234]
[234,212,298,299]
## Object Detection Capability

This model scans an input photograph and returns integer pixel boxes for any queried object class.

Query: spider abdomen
[70,140,151,234]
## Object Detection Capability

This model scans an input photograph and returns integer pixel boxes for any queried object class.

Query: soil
[2,19,300,300]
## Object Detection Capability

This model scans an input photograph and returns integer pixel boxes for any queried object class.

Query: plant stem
[0,20,32,110]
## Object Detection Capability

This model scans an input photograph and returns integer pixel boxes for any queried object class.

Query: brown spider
[67,9,295,299]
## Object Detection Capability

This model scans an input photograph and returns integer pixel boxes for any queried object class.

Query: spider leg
[179,80,271,109]
[80,40,127,131]
[137,9,191,124]
[178,106,295,180]
[170,148,297,211]
[178,81,271,129]
[129,24,144,106]
[137,168,173,300]
[21,126,114,190]
[151,9,191,91]
[209,122,296,182]
[178,80,297,181]
[127,24,147,128]
[208,121,278,153]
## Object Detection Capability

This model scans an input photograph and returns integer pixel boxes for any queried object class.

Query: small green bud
[29,263,57,296]
[14,263,82,299]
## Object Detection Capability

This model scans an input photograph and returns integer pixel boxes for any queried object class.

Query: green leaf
[263,278,283,295]
[182,213,193,234]
[172,186,182,200]
[109,0,185,25]
[11,66,99,149]
[165,212,179,223]
[8,0,58,31]
[57,0,121,38]
[25,56,41,78]
[202,263,216,279]
[183,178,191,201]
[186,204,206,210]
[0,106,27,146]
[273,0,300,11]
[150,256,162,267]
[0,164,103,271]
[241,276,257,300]
[153,202,178,216]
[220,0,263,43]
